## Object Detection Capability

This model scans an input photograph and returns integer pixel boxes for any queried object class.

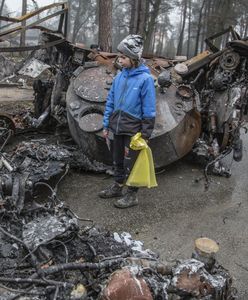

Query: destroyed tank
[66,31,248,170]
[12,29,247,172]
[66,53,201,169]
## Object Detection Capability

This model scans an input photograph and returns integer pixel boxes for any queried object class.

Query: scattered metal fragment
[22,214,78,251]
[18,58,51,79]
[0,138,109,215]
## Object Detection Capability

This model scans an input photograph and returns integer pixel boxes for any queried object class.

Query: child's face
[118,54,132,68]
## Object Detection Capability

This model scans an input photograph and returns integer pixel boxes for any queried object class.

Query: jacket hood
[122,63,150,77]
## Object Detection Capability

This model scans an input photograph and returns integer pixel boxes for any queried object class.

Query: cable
[54,164,69,193]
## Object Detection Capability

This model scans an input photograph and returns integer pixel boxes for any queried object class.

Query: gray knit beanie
[117,35,144,60]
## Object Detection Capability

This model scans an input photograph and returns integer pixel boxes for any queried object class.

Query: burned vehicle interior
[0,2,247,299]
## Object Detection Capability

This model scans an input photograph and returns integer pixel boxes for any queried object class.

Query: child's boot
[114,187,138,208]
[98,182,123,198]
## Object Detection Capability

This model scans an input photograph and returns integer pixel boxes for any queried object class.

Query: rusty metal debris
[100,268,153,300]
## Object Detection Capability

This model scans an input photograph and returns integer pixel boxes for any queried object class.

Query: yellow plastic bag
[126,132,158,188]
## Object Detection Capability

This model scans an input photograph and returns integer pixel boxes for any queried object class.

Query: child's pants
[113,134,139,191]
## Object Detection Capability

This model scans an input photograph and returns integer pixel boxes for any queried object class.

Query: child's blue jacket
[103,63,156,138]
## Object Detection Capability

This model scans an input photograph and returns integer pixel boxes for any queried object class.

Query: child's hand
[103,129,109,138]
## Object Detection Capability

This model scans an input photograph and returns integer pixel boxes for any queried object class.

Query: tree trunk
[98,0,112,52]
[158,23,164,55]
[144,0,161,54]
[129,0,136,34]
[205,0,213,38]
[186,0,191,58]
[161,23,168,56]
[0,0,5,16]
[194,0,205,56]
[67,0,72,41]
[129,0,146,36]
[71,0,96,44]
[177,0,188,56]
[200,1,207,52]
[0,0,5,28]
[151,21,157,54]
[20,0,27,47]
[137,0,146,35]
[71,0,83,43]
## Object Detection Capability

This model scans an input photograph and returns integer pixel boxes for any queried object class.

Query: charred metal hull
[66,65,201,169]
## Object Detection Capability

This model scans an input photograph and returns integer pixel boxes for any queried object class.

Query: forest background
[0,0,248,58]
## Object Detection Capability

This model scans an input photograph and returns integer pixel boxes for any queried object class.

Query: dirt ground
[0,87,33,116]
[0,87,34,102]
[1,95,248,299]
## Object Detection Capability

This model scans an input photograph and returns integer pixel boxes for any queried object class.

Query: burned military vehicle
[65,28,248,173]
[0,3,247,174]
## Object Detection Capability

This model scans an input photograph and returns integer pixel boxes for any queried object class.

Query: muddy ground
[1,94,248,299]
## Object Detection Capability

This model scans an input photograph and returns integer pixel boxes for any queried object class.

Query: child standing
[98,35,156,208]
